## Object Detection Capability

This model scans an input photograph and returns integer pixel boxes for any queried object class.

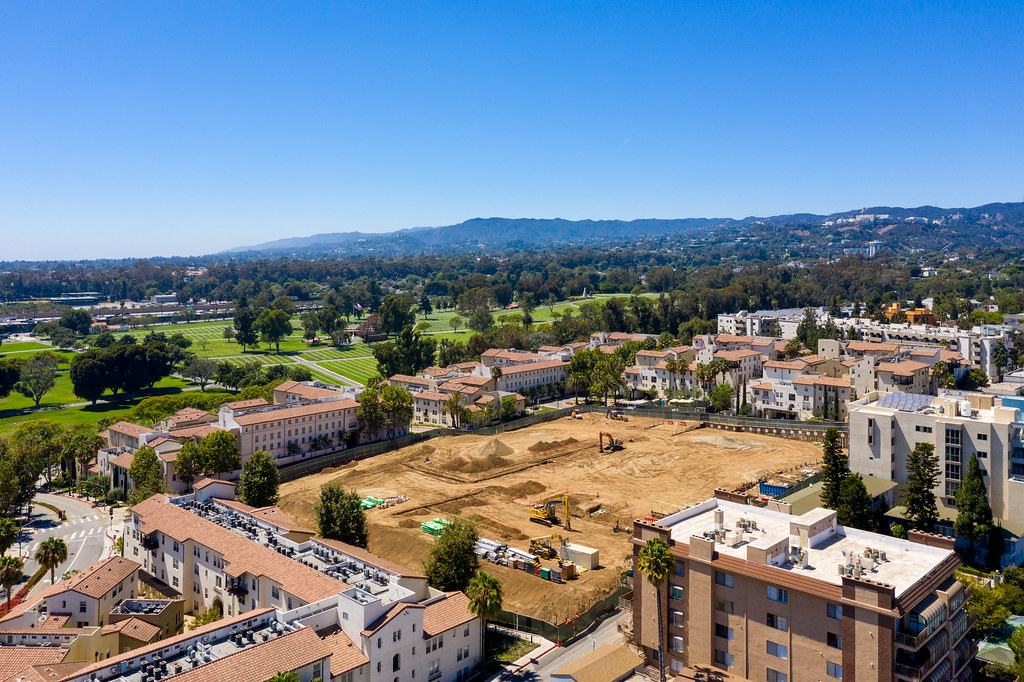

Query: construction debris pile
[474,537,577,583]
[362,494,409,510]
[420,518,452,535]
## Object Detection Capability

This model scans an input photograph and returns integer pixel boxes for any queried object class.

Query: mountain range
[222,201,1024,258]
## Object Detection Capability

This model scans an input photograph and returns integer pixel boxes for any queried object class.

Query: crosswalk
[58,515,101,528]
[28,526,103,553]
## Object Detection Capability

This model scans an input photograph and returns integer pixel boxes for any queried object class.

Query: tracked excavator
[529,495,571,530]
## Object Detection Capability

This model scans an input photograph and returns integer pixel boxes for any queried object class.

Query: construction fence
[491,586,632,644]
[277,403,847,483]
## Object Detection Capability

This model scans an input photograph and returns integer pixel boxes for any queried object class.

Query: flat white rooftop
[659,499,953,598]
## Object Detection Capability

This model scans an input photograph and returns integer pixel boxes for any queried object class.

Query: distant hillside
[221,202,1024,258]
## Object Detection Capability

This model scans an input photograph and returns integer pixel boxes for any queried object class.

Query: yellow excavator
[529,534,565,559]
[530,495,571,530]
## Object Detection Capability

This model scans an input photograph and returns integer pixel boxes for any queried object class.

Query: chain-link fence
[491,586,631,644]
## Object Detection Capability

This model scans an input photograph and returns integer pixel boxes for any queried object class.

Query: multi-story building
[493,358,567,393]
[632,494,972,682]
[848,390,1024,565]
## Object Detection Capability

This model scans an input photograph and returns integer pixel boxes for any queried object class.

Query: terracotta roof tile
[222,398,270,410]
[322,629,369,676]
[498,359,567,376]
[0,648,68,682]
[108,421,151,437]
[423,592,475,637]
[388,374,432,386]
[132,496,345,604]
[49,557,139,600]
[232,399,358,427]
[159,629,330,682]
[102,617,161,642]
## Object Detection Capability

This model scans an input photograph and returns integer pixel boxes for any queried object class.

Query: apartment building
[494,359,567,393]
[847,391,1024,564]
[713,349,763,387]
[479,348,547,367]
[632,495,971,682]
[219,395,360,462]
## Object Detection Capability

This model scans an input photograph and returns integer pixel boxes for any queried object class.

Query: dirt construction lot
[278,413,822,623]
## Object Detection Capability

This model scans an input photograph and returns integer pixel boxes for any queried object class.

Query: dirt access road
[278,413,822,623]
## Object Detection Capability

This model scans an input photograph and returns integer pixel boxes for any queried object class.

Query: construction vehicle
[606,409,628,422]
[529,534,564,559]
[565,409,583,420]
[530,495,571,530]
[599,432,623,452]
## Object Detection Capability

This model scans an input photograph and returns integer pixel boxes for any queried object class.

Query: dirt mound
[688,434,755,450]
[398,518,421,529]
[478,438,515,457]
[450,452,511,474]
[502,480,547,498]
[413,444,436,458]
[527,437,578,452]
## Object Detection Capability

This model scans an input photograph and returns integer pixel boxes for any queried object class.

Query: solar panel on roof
[876,392,932,412]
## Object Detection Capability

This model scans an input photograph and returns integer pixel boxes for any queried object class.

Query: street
[15,493,115,591]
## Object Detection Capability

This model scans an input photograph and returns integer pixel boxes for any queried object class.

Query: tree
[836,474,873,530]
[182,357,218,391]
[903,443,940,532]
[35,537,68,586]
[199,431,241,479]
[17,353,59,408]
[266,673,301,682]
[174,441,205,492]
[818,428,848,510]
[128,446,164,504]
[233,306,258,352]
[0,359,20,399]
[59,309,93,336]
[500,397,519,422]
[890,523,907,539]
[424,517,479,592]
[468,306,493,333]
[567,372,589,405]
[637,537,674,682]
[314,481,368,548]
[357,381,386,441]
[238,450,280,507]
[444,392,467,429]
[0,519,18,556]
[466,571,503,654]
[62,424,103,481]
[378,294,416,336]
[994,341,1009,377]
[709,383,734,413]
[380,384,414,438]
[490,366,503,386]
[69,352,107,405]
[255,309,293,353]
[958,367,989,391]
[954,454,993,560]
[9,419,63,487]
[372,325,437,378]
[0,556,23,612]
[449,315,463,332]
[932,361,955,389]
[1010,626,1024,680]
[419,295,433,319]
[783,338,802,359]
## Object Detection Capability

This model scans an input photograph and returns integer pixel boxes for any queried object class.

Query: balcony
[227,581,248,596]
[141,535,159,551]
[428,671,442,682]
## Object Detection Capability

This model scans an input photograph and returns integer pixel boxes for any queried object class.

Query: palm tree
[467,571,504,661]
[444,392,465,429]
[0,519,18,556]
[489,366,503,389]
[664,358,679,395]
[266,673,300,682]
[637,537,675,682]
[0,556,24,613]
[35,538,68,585]
[567,372,589,405]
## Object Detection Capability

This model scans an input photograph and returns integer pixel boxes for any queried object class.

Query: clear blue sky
[2,1,1022,260]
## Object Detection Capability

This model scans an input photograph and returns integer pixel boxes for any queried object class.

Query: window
[172,576,179,587]
[271,586,280,599]
[766,613,788,631]
[670,610,685,627]
[827,632,842,650]
[978,433,988,441]
[767,586,788,604]
[674,560,685,577]
[915,425,933,433]
[714,599,734,615]
[767,669,788,682]
[827,603,843,621]
[945,480,961,498]
[978,451,988,459]
[671,636,684,652]
[766,641,787,660]
[79,601,86,613]
[377,638,382,649]
[714,649,733,668]
[715,623,733,641]
[457,649,463,662]
[827,661,843,679]
[393,654,401,672]
[715,571,734,588]
[670,585,684,601]
[464,625,469,636]
[945,462,961,480]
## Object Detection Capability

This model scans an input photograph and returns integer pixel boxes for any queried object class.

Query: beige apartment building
[632,494,971,682]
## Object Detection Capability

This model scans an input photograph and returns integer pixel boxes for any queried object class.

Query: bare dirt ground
[277,413,822,623]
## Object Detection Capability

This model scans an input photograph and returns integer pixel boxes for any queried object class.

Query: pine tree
[903,443,940,532]
[818,428,848,509]
[836,474,873,530]
[954,454,993,561]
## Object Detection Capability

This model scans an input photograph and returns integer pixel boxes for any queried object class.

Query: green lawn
[0,342,53,353]
[316,359,382,385]
[0,374,196,413]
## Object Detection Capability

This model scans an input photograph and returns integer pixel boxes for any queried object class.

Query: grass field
[0,342,53,353]
[317,359,382,385]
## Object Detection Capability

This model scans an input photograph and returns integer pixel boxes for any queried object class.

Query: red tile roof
[159,627,329,682]
[322,628,369,676]
[0,648,68,682]
[763,361,807,370]
[232,399,358,426]
[388,374,432,386]
[132,496,346,604]
[222,398,270,410]
[108,421,151,437]
[498,359,567,376]
[423,592,476,637]
[273,380,344,400]
[49,557,140,599]
[102,617,161,642]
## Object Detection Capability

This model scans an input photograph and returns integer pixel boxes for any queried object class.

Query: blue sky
[2,1,1022,260]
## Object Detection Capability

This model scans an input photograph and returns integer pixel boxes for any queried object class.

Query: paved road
[17,494,113,591]
[497,609,631,681]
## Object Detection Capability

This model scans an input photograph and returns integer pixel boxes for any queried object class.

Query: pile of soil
[502,480,547,498]
[451,453,512,474]
[527,437,578,452]
[478,438,515,457]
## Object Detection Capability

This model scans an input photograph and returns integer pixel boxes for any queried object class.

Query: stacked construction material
[361,496,385,510]
[420,518,453,535]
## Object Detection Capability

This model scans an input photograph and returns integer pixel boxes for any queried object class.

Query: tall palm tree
[567,372,589,405]
[0,556,24,613]
[489,366,503,388]
[35,538,68,585]
[443,392,465,429]
[664,358,679,395]
[467,571,504,661]
[0,519,18,556]
[637,537,675,682]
